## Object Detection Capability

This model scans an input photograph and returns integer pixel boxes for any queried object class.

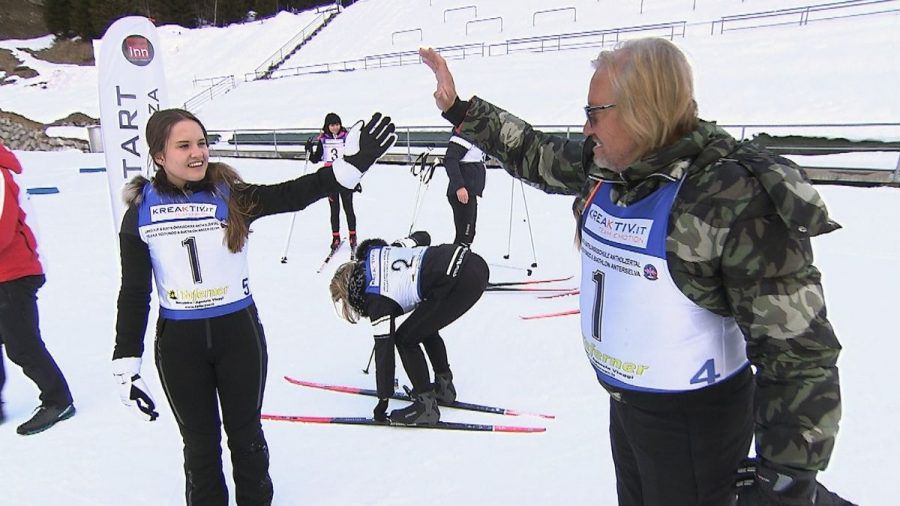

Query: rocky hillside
[1,0,95,150]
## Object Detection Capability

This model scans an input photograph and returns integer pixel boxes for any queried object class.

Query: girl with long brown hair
[111,108,395,505]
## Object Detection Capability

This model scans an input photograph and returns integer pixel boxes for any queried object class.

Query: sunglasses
[584,103,616,126]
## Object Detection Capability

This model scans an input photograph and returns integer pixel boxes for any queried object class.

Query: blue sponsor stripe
[160,296,254,320]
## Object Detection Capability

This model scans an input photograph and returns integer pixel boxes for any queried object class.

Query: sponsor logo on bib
[585,205,652,248]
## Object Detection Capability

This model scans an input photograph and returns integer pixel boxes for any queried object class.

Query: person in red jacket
[0,142,75,435]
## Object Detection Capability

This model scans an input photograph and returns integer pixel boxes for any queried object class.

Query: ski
[487,275,572,288]
[486,286,576,293]
[538,289,580,299]
[284,376,555,419]
[261,414,545,433]
[520,309,580,320]
[316,239,345,273]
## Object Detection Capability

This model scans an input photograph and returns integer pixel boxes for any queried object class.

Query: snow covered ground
[1,1,899,504]
[1,148,897,505]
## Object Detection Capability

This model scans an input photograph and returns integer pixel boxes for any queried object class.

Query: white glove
[112,357,159,422]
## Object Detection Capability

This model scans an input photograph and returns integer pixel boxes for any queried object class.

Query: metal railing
[711,0,900,34]
[392,28,422,44]
[444,5,476,22]
[208,121,900,184]
[183,75,236,111]
[252,5,340,79]
[489,21,686,55]
[466,17,503,35]
[265,18,688,80]
[534,7,576,26]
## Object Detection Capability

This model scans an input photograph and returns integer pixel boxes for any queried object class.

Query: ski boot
[349,231,358,260]
[433,371,457,405]
[389,389,440,425]
[330,233,341,252]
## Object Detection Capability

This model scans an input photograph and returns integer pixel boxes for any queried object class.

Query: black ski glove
[735,458,856,506]
[331,113,397,190]
[373,398,389,422]
[305,137,314,155]
[392,230,431,248]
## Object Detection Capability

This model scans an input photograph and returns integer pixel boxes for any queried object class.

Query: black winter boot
[389,390,440,425]
[433,371,456,405]
[16,403,75,435]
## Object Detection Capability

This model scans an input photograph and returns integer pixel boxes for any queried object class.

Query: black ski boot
[434,371,457,405]
[330,234,341,251]
[16,403,76,435]
[389,390,440,425]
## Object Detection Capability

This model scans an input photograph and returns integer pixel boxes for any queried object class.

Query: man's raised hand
[419,47,458,112]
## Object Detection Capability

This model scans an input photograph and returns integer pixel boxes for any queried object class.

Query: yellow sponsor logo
[584,344,649,377]
[168,286,229,302]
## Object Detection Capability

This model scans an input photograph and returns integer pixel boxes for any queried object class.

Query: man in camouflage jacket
[421,39,850,506]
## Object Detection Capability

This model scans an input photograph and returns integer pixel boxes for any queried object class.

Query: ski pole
[503,176,515,259]
[279,157,310,263]
[487,262,533,276]
[407,149,434,235]
[362,344,376,374]
[519,179,538,269]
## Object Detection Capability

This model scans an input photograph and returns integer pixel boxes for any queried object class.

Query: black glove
[305,137,314,154]
[392,230,431,248]
[331,113,397,189]
[735,458,856,506]
[373,398,389,422]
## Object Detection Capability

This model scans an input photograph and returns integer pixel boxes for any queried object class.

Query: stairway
[258,10,340,80]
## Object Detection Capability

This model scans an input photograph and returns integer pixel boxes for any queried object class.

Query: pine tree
[89,0,146,38]
[44,0,73,36]
[69,0,96,39]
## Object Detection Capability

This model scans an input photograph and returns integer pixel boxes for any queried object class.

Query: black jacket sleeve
[240,166,344,221]
[366,294,404,398]
[443,141,469,194]
[113,205,153,359]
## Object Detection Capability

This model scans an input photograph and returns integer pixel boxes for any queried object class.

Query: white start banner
[96,16,168,234]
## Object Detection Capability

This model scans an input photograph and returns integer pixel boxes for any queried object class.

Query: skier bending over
[329,231,489,424]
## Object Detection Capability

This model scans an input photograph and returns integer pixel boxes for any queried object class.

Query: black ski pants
[0,274,72,408]
[447,193,478,245]
[328,189,356,234]
[394,253,489,392]
[155,304,272,506]
[609,366,754,506]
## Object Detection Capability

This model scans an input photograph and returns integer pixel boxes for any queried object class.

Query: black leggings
[394,254,489,392]
[609,367,754,506]
[155,304,272,506]
[329,189,356,233]
[447,194,478,245]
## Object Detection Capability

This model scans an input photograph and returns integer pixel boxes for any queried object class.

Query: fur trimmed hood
[123,175,151,207]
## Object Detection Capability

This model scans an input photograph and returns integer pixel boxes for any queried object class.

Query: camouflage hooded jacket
[452,96,842,472]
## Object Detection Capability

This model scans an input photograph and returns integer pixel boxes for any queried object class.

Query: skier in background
[329,231,489,425]
[443,129,486,246]
[306,112,359,254]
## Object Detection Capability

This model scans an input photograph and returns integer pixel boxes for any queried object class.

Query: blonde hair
[330,262,361,323]
[593,38,698,158]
